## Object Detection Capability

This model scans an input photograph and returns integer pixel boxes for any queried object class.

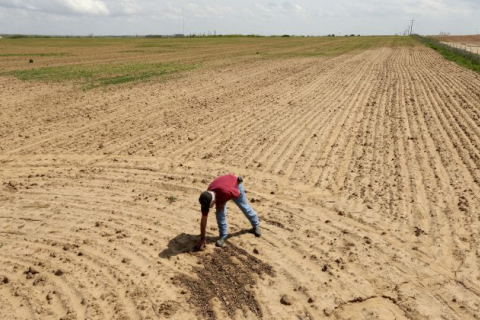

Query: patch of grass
[5,34,55,39]
[0,53,70,57]
[414,35,480,75]
[119,50,146,53]
[2,37,131,48]
[137,42,183,48]
[166,196,178,204]
[120,49,176,54]
[4,62,194,89]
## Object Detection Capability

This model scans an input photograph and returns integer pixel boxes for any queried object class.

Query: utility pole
[409,20,415,35]
[183,19,185,35]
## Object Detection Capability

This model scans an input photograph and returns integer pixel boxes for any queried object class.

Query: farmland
[1,36,480,319]
[435,35,480,55]
[436,34,480,45]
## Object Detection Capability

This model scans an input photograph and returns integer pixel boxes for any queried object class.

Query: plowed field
[2,37,480,319]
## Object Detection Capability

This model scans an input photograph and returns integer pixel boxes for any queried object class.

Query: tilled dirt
[2,40,480,319]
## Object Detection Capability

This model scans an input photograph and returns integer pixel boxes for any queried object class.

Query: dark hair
[199,191,212,211]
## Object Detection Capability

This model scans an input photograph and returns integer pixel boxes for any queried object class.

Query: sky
[0,0,479,36]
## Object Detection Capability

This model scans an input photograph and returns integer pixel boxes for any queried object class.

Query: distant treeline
[3,34,281,39]
[326,34,361,37]
[2,34,125,39]
[147,34,290,38]
[2,34,365,39]
[2,34,59,38]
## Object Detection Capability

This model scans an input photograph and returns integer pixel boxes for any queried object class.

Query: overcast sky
[0,0,479,36]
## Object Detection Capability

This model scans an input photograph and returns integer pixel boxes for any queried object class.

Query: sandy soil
[2,44,480,319]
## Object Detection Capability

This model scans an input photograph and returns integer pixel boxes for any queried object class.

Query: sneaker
[253,226,262,238]
[216,237,227,247]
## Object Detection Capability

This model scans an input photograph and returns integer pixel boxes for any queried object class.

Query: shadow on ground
[159,229,253,258]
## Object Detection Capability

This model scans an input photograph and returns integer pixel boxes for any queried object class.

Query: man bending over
[195,174,261,250]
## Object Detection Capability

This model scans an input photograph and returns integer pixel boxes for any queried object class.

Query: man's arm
[200,215,208,240]
[195,215,208,250]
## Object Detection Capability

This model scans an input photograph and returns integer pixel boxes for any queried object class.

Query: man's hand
[195,238,206,251]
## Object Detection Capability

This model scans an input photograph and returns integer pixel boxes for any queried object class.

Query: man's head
[199,191,215,214]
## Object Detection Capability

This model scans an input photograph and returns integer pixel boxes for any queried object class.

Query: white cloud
[255,1,306,18]
[255,1,307,18]
[181,3,234,19]
[63,0,108,15]
[319,0,478,18]
[281,1,306,14]
[0,0,109,16]
[163,2,182,20]
[118,0,140,14]
[403,0,474,17]
[0,0,479,35]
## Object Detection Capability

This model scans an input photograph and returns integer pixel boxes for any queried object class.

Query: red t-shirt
[202,174,239,216]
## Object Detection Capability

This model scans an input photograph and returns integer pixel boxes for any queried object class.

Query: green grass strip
[0,53,69,57]
[3,62,194,89]
[413,35,480,74]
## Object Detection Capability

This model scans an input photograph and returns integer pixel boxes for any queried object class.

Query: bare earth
[2,41,480,319]
[440,42,480,55]
[436,35,480,44]
[436,35,480,55]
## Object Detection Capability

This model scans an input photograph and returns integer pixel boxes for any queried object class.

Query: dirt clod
[26,266,39,275]
[414,227,427,237]
[158,301,180,318]
[5,181,18,191]
[280,294,295,305]
[33,275,47,286]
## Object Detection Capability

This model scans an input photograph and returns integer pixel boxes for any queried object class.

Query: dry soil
[2,40,480,319]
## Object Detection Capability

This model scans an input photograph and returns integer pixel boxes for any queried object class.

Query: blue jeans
[215,183,260,238]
